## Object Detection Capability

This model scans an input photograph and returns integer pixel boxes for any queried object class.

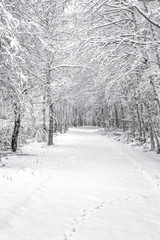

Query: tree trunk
[11,112,21,152]
[48,103,54,145]
[59,105,63,133]
[153,129,160,154]
[144,103,156,151]
[64,106,68,133]
[129,107,136,137]
[140,105,146,143]
[149,77,160,115]
[121,105,125,132]
[149,122,155,151]
[43,96,47,132]
[42,99,47,141]
[114,105,119,128]
[136,104,142,137]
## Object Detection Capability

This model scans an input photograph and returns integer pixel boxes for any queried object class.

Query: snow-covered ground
[0,127,160,240]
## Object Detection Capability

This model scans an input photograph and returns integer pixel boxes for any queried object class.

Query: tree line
[0,0,160,153]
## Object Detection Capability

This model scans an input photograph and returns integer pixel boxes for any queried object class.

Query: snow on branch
[88,19,134,31]
[133,5,160,29]
[49,65,94,72]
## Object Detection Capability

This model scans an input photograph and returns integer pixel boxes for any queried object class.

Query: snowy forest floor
[0,126,160,240]
[100,128,156,152]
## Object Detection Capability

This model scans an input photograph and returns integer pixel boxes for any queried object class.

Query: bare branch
[133,5,160,29]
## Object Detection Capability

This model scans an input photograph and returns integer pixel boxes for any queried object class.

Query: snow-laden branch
[88,18,134,31]
[133,5,160,30]
[21,66,45,83]
[49,65,94,72]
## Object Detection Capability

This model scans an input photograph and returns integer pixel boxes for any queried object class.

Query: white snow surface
[0,127,160,240]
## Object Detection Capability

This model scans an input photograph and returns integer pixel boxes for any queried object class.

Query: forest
[1,0,160,154]
[1,1,160,239]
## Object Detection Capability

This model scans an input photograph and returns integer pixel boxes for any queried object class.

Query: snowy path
[0,127,160,240]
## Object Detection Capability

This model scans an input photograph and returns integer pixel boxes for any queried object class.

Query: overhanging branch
[133,5,160,29]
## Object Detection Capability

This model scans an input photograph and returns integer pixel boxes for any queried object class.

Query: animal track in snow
[63,192,160,240]
[63,209,91,240]
[126,155,160,192]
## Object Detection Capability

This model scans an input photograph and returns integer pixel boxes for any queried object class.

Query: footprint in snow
[95,201,105,209]
[71,218,79,226]
[72,227,76,232]
[142,195,148,199]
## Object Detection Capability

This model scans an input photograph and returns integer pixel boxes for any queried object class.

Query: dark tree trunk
[79,112,83,127]
[153,130,160,154]
[145,103,156,151]
[121,105,125,132]
[149,122,155,151]
[101,108,106,127]
[140,105,146,143]
[53,116,57,133]
[59,105,63,133]
[43,96,47,132]
[64,107,68,133]
[48,103,54,145]
[136,105,142,137]
[130,108,136,137]
[73,108,78,127]
[11,112,21,152]
[114,105,119,128]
